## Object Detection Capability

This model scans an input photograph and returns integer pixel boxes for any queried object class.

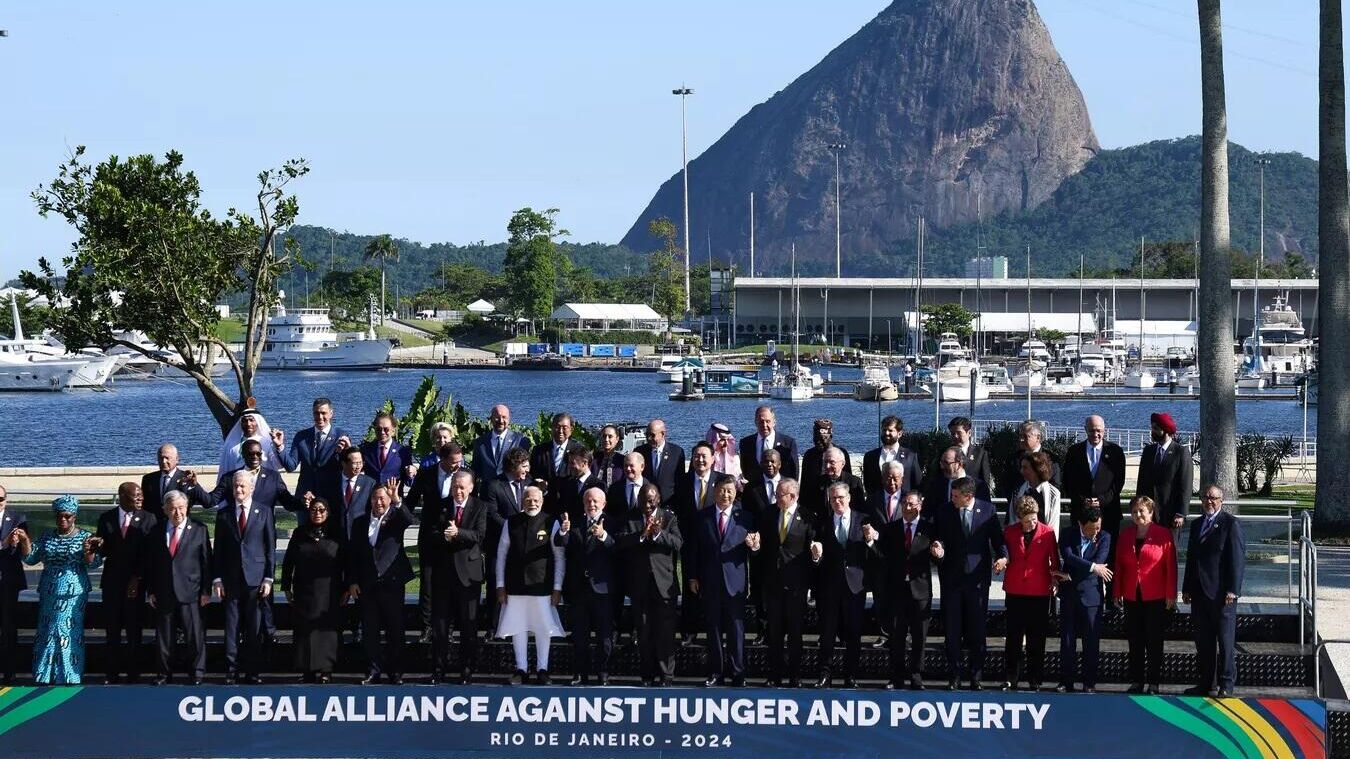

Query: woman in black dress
[281,498,345,683]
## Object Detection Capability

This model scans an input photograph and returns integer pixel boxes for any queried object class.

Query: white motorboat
[1017,339,1053,362]
[657,355,703,383]
[1011,364,1045,388]
[22,332,125,388]
[1176,366,1201,389]
[256,304,391,370]
[1039,365,1086,394]
[979,364,1014,393]
[106,330,232,378]
[0,295,91,391]
[855,363,899,401]
[1240,293,1315,384]
[1123,368,1157,389]
[932,374,991,402]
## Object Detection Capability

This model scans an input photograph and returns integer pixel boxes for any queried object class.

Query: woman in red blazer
[1113,495,1177,694]
[1001,495,1061,691]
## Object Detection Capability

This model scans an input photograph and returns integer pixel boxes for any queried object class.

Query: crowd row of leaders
[0,401,1245,697]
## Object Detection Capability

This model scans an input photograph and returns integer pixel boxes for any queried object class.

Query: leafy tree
[317,266,381,323]
[503,207,567,332]
[434,262,501,309]
[1035,327,1068,343]
[647,217,685,329]
[363,233,399,323]
[920,303,975,339]
[23,148,308,434]
[0,292,50,337]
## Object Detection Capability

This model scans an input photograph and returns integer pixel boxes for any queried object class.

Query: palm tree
[1317,0,1350,529]
[1197,0,1237,497]
[363,234,399,325]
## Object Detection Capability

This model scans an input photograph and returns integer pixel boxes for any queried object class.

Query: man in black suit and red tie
[147,490,211,686]
[686,475,756,687]
[754,477,816,687]
[861,415,923,496]
[95,482,158,683]
[426,470,488,684]
[634,419,686,506]
[740,406,800,482]
[1137,412,1193,532]
[140,444,210,520]
[211,470,277,685]
[314,446,377,543]
[865,490,935,690]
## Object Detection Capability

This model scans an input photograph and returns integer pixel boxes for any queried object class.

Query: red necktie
[905,522,913,551]
[169,528,180,557]
[718,511,727,538]
[238,506,248,533]
[887,495,897,522]
[121,512,131,538]
[455,503,464,526]
[345,480,354,505]
[379,445,389,470]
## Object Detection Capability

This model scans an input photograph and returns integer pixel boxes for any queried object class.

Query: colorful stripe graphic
[0,687,85,739]
[1130,695,1326,759]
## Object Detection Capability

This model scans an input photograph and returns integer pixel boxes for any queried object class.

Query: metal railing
[1314,639,1350,698]
[1300,509,1319,647]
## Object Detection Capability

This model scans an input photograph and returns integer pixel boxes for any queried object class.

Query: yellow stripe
[1210,698,1292,759]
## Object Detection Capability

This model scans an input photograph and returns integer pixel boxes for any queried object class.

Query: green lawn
[376,326,432,348]
[212,317,248,343]
[402,319,447,334]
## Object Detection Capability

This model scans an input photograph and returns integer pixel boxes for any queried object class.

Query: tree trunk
[1317,0,1350,530]
[1197,0,1238,498]
[197,381,238,438]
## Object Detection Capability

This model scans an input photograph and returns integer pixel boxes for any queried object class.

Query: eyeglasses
[55,513,75,520]
[1202,495,1223,501]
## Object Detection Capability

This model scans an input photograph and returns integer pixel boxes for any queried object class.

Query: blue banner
[0,685,1327,759]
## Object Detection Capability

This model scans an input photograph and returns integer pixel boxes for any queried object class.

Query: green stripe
[1177,698,1268,759]
[0,687,35,717]
[0,687,84,738]
[1132,696,1248,759]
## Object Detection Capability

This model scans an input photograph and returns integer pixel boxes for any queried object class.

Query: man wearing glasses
[1183,486,1245,697]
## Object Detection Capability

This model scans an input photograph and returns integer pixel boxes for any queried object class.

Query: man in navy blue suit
[739,406,800,482]
[686,474,756,687]
[1183,485,1245,697]
[274,397,352,504]
[812,482,870,688]
[930,477,1007,690]
[1054,506,1113,693]
[471,404,529,491]
[360,411,415,494]
[633,418,686,506]
[212,470,277,684]
[556,487,620,685]
[213,440,305,514]
[0,483,27,685]
[313,446,377,542]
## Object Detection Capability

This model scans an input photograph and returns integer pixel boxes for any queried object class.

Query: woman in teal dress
[11,495,102,684]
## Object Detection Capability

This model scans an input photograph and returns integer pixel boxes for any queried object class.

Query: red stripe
[1258,699,1324,759]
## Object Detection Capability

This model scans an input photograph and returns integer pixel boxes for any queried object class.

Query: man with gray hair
[148,490,211,685]
[496,485,566,684]
[1000,420,1060,501]
[805,446,866,521]
[427,469,487,685]
[811,481,868,688]
[555,487,619,684]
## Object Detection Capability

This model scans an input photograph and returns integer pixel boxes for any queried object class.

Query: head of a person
[823,447,845,479]
[755,405,776,436]
[948,416,973,447]
[646,419,667,447]
[240,412,260,438]
[522,486,544,516]
[598,424,620,454]
[1018,420,1043,452]
[1084,415,1106,446]
[1022,451,1052,486]
[1130,494,1155,527]
[1078,505,1102,540]
[232,470,256,504]
[157,443,179,473]
[882,461,903,494]
[1015,494,1040,531]
[714,475,738,509]
[490,404,511,433]
[551,413,573,445]
[827,481,851,516]
[940,446,965,480]
[711,422,734,450]
[901,491,923,522]
[775,477,800,512]
[308,497,330,526]
[312,397,333,429]
[1150,412,1177,443]
[341,446,364,477]
[583,487,606,520]
[241,440,264,471]
[429,422,454,451]
[950,477,977,509]
[762,449,782,479]
[370,485,393,518]
[567,447,593,478]
[439,442,465,473]
[505,447,530,481]
[1202,484,1225,516]
[623,452,645,482]
[450,470,474,504]
[812,419,834,448]
[690,441,714,474]
[373,412,396,445]
[117,482,143,511]
[164,491,189,527]
[52,495,79,534]
[639,482,663,516]
[880,415,903,447]
[0,484,8,510]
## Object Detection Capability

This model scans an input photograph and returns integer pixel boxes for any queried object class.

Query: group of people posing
[0,399,1245,697]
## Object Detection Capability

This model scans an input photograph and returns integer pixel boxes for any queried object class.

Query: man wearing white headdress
[217,409,283,486]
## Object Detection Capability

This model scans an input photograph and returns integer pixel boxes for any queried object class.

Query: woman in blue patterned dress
[10,495,102,684]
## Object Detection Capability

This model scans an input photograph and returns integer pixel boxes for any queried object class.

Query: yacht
[1240,293,1315,384]
[1040,365,1086,394]
[855,362,899,401]
[107,332,231,379]
[931,373,991,402]
[22,332,125,388]
[1123,367,1157,389]
[1016,339,1053,362]
[0,296,92,391]
[256,305,391,370]
[979,364,1014,393]
[657,355,703,383]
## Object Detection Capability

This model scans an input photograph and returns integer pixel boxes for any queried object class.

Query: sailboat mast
[975,195,983,363]
[1077,255,1084,352]
[749,192,755,277]
[1139,237,1146,365]
[915,216,924,358]
[1025,246,1032,420]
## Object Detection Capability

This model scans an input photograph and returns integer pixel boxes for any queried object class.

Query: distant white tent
[550,303,667,332]
[467,299,495,314]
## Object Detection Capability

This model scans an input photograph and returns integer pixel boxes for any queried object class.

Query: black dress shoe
[570,675,589,686]
[152,676,170,686]
[1216,688,1234,697]
[842,678,857,689]
[703,676,722,687]
[682,635,699,648]
[785,678,800,689]
[1055,684,1073,693]
[1126,683,1144,694]
[244,674,264,685]
[731,676,746,688]
[317,673,331,684]
[429,674,444,685]
[814,673,833,689]
[641,678,655,687]
[536,670,551,685]
[1182,685,1210,696]
[969,680,983,691]
[885,681,897,691]
[1000,681,1014,691]
[223,674,238,686]
[910,675,926,691]
[511,670,527,685]
[360,674,381,685]
[947,679,959,691]
[871,636,890,650]
[597,674,609,686]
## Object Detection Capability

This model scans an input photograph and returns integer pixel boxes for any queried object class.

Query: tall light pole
[1254,156,1272,360]
[828,143,847,277]
[673,86,694,314]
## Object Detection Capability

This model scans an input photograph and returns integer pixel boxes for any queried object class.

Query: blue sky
[0,1,1324,280]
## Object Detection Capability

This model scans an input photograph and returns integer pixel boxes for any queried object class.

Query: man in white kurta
[495,486,566,684]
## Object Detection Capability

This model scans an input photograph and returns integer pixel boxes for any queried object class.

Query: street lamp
[885,318,892,356]
[673,86,694,315]
[827,143,847,277]
[1254,156,1272,358]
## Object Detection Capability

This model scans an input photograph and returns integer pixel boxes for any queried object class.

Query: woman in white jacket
[1014,450,1062,539]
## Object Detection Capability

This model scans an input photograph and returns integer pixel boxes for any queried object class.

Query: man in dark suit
[405,443,469,643]
[274,396,352,504]
[1137,412,1193,531]
[740,405,800,482]
[864,461,909,651]
[95,482,158,683]
[800,419,852,503]
[686,475,756,686]
[1183,486,1246,697]
[804,446,866,520]
[347,485,416,685]
[930,477,1007,690]
[360,411,415,494]
[0,483,28,684]
[607,452,652,520]
[552,448,604,522]
[1054,506,1112,693]
[948,417,994,489]
[315,446,377,542]
[921,447,992,516]
[755,477,815,687]
[617,482,683,685]
[556,487,620,684]
[146,490,211,685]
[1062,415,1127,534]
[211,469,277,684]
[633,418,686,506]
[865,490,934,690]
[862,415,923,496]
[211,440,305,514]
[530,412,585,494]
[425,470,488,684]
[471,404,530,492]
[1000,421,1060,501]
[673,442,717,646]
[140,444,210,519]
[812,482,869,688]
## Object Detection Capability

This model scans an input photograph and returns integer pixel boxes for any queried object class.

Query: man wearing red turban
[1137,413,1192,531]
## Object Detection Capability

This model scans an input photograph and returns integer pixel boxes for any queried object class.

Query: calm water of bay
[0,367,1317,467]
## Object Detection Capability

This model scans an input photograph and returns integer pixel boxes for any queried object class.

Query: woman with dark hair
[592,424,626,489]
[1113,495,1177,694]
[281,498,345,683]
[1014,451,1062,539]
[1001,495,1059,691]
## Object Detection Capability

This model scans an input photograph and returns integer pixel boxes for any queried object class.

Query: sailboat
[1123,238,1156,389]
[769,245,815,401]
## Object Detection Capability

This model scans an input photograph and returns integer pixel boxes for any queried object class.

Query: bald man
[471,404,529,490]
[141,444,209,520]
[634,419,686,505]
[1062,415,1126,534]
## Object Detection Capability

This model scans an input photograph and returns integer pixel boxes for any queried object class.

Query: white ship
[256,305,391,370]
[0,295,92,391]
[1240,293,1315,384]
